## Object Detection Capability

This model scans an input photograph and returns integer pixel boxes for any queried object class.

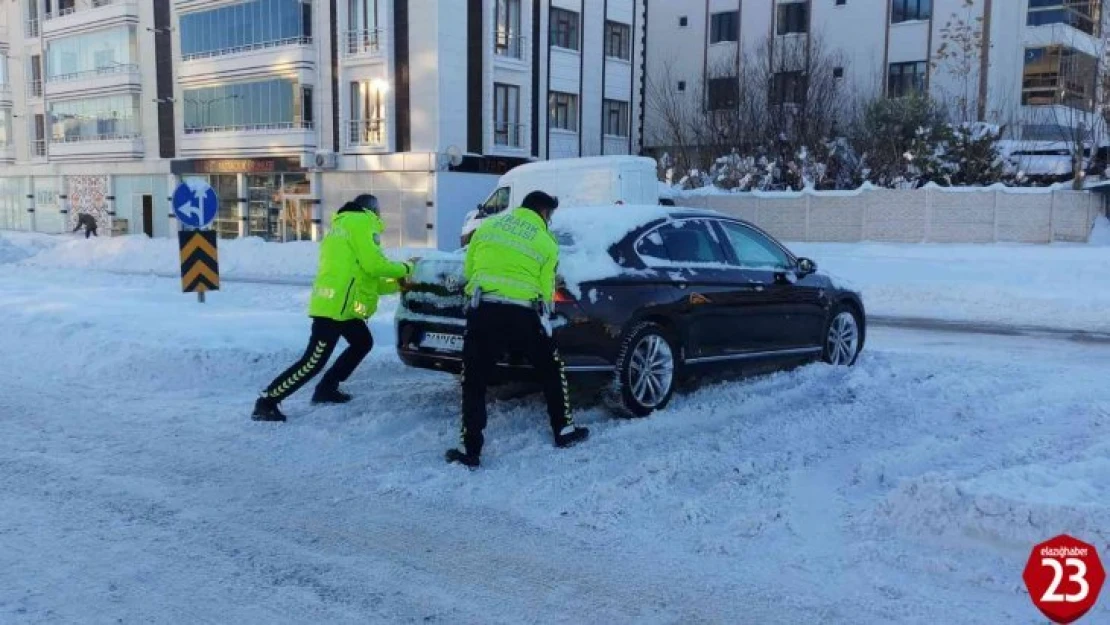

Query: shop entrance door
[279,196,313,242]
[141,195,154,237]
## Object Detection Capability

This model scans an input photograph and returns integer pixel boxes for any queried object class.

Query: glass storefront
[45,26,137,81]
[188,172,312,241]
[183,78,310,132]
[179,0,312,59]
[49,95,141,142]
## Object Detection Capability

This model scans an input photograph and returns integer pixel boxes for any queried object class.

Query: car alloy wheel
[607,322,679,417]
[825,309,860,366]
[629,334,675,409]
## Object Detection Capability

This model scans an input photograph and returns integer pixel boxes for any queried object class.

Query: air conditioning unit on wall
[302,150,338,170]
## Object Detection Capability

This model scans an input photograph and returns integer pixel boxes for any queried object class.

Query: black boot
[445,448,481,469]
[312,383,352,405]
[252,397,286,422]
[554,425,589,448]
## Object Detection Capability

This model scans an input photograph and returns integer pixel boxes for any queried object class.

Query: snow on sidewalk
[3,225,1110,331]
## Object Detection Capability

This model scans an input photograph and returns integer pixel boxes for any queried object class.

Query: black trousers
[263,317,373,402]
[73,223,97,238]
[460,302,572,456]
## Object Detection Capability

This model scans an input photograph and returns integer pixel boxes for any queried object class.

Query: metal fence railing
[344,29,384,56]
[347,119,386,147]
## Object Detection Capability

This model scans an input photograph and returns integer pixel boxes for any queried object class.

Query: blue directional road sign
[172,179,219,229]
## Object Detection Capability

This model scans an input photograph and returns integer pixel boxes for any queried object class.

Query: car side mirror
[797,257,817,276]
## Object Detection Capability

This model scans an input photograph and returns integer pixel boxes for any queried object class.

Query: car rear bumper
[396,318,614,377]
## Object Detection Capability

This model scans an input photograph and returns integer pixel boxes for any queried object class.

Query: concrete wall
[674,186,1101,244]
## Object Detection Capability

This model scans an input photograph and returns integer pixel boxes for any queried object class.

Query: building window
[709,11,738,43]
[550,8,580,51]
[1022,46,1097,110]
[603,99,629,137]
[0,52,8,86]
[0,109,11,146]
[833,66,844,78]
[836,0,847,5]
[346,0,381,55]
[49,94,140,142]
[300,86,313,126]
[707,77,739,110]
[771,71,806,105]
[678,80,686,92]
[892,0,931,23]
[605,21,631,60]
[887,61,927,97]
[494,83,522,147]
[184,78,311,132]
[349,80,384,146]
[549,91,578,131]
[777,2,808,35]
[1026,0,1100,36]
[45,26,137,82]
[179,0,313,61]
[495,0,524,59]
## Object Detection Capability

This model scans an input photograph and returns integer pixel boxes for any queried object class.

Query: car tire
[605,322,679,418]
[822,303,863,366]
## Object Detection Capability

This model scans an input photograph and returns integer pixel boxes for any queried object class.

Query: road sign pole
[198,291,206,304]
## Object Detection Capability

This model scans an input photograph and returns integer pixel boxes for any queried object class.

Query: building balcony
[492,33,529,67]
[0,84,11,106]
[178,40,316,84]
[44,64,141,98]
[31,139,47,159]
[47,133,144,162]
[491,121,527,152]
[345,118,387,151]
[25,18,40,39]
[28,80,44,101]
[343,29,386,64]
[179,121,316,158]
[42,0,139,38]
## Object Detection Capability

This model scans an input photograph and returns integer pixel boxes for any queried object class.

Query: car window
[481,187,510,215]
[635,220,728,266]
[720,222,792,269]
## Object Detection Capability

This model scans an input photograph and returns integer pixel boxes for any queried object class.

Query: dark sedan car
[396,205,866,416]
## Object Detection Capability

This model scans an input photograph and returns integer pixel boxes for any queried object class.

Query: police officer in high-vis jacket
[446,191,589,468]
[252,194,413,422]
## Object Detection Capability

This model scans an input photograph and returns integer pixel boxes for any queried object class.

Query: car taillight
[554,288,575,303]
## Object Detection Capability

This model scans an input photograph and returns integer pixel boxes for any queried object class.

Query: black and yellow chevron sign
[178,230,220,293]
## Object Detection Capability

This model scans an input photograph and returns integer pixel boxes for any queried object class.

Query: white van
[460,155,667,246]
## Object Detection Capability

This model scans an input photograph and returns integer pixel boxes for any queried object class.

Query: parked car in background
[400,204,867,417]
[460,156,667,246]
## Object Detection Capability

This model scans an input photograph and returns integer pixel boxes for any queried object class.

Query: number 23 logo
[1041,558,1090,604]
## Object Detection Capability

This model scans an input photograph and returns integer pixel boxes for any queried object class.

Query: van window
[480,186,511,216]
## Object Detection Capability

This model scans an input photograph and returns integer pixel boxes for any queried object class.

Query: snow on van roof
[506,155,657,176]
[550,203,702,296]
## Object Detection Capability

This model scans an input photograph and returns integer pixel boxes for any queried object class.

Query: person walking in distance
[73,213,98,238]
[252,194,414,422]
[446,191,589,468]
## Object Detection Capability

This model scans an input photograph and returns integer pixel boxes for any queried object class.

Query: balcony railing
[347,119,386,147]
[493,121,525,148]
[182,36,313,61]
[32,139,46,157]
[25,18,40,38]
[53,132,140,143]
[184,121,314,134]
[493,33,526,60]
[46,63,139,83]
[344,29,384,57]
[29,80,43,98]
[44,0,131,20]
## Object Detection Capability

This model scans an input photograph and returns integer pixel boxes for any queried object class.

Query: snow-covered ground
[3,224,1108,332]
[1,262,1107,624]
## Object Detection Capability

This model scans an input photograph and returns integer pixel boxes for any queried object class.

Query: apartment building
[0,0,174,237]
[644,0,1106,152]
[0,0,647,247]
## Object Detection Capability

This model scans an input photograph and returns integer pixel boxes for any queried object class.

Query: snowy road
[1,268,1107,624]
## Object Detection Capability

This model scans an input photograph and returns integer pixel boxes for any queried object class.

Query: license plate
[420,332,463,352]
